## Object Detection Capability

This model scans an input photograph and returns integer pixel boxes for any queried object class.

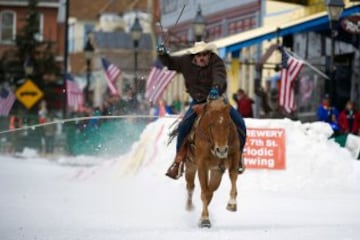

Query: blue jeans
[176,101,247,153]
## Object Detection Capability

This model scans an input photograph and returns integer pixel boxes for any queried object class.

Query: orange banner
[243,128,286,170]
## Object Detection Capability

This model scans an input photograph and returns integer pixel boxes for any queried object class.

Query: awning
[174,5,360,57]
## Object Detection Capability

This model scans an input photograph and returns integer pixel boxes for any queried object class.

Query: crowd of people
[317,94,360,136]
[316,94,360,159]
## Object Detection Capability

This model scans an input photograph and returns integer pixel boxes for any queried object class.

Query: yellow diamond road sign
[15,79,44,109]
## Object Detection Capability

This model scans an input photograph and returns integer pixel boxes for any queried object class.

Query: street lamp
[24,56,34,77]
[130,15,143,93]
[84,37,94,106]
[192,5,206,42]
[326,0,344,106]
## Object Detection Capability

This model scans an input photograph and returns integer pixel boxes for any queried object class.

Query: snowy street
[1,118,360,240]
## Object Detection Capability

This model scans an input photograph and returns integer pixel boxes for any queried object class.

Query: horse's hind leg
[185,163,196,211]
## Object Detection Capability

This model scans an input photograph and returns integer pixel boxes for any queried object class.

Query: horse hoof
[186,204,195,211]
[226,203,237,212]
[199,219,211,228]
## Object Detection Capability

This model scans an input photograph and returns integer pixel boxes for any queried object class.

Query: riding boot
[238,155,245,174]
[237,127,246,174]
[166,145,187,180]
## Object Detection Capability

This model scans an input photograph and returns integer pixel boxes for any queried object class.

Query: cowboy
[157,41,247,179]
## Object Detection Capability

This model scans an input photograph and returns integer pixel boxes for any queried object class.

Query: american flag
[279,47,304,113]
[145,60,176,103]
[101,57,120,96]
[0,88,16,116]
[66,74,84,111]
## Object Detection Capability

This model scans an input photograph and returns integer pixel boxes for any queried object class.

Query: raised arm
[211,55,227,95]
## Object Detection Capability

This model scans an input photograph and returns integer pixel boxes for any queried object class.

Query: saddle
[168,103,206,162]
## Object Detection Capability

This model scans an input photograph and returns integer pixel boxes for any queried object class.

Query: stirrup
[166,161,184,180]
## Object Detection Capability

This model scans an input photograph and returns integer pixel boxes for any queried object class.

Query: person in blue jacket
[317,94,340,135]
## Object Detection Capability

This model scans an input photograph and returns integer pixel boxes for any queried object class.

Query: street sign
[15,79,44,109]
[341,15,360,35]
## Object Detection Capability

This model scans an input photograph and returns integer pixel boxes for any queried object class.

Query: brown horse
[184,97,242,228]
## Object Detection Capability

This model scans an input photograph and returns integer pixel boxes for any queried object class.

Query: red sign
[341,15,360,35]
[243,128,286,170]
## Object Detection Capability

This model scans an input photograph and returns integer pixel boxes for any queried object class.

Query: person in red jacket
[233,88,254,118]
[338,100,360,135]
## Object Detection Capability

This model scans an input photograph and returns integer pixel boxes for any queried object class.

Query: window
[0,11,16,43]
[34,13,44,41]
[68,23,75,53]
[83,23,94,47]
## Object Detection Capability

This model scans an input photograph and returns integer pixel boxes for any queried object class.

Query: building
[0,0,66,111]
[159,0,264,107]
[68,0,154,107]
[163,0,360,120]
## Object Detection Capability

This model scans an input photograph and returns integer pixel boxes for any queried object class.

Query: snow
[1,117,360,240]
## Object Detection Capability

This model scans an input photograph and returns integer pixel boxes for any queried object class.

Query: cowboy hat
[187,41,217,55]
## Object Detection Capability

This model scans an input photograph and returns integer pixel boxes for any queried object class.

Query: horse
[184,97,242,228]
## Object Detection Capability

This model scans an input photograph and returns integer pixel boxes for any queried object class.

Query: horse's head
[202,98,233,159]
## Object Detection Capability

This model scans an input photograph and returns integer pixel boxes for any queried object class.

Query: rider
[157,41,247,179]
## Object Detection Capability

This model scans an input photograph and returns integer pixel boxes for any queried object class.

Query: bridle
[196,107,236,153]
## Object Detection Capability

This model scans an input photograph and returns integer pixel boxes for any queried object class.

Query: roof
[174,5,360,57]
[70,0,148,21]
[0,0,59,7]
[93,31,153,50]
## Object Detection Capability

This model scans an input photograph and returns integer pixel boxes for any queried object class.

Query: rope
[0,114,180,135]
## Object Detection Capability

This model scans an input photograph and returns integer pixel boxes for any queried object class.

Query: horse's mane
[203,99,228,114]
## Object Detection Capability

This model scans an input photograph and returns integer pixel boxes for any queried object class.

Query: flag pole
[63,0,69,118]
[284,48,330,80]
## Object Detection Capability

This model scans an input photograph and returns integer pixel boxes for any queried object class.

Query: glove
[157,44,167,55]
[208,87,219,100]
[330,123,340,132]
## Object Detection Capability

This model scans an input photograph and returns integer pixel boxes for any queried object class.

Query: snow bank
[118,117,360,192]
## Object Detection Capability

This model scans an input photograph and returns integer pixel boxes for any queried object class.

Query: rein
[196,104,214,146]
[195,103,236,155]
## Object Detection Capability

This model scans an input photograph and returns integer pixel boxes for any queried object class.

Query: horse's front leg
[185,162,196,211]
[226,154,240,212]
[197,164,211,228]
[209,168,224,193]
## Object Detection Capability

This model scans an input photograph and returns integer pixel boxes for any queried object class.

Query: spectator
[9,115,22,153]
[338,100,360,135]
[86,107,101,130]
[255,85,271,117]
[38,100,48,124]
[233,88,254,118]
[317,94,340,135]
[172,95,182,114]
[155,99,174,117]
[44,115,57,155]
[122,87,138,114]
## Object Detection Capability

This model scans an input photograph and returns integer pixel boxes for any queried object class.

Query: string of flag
[101,57,121,96]
[0,87,16,116]
[66,73,84,111]
[278,46,304,113]
[145,60,176,103]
